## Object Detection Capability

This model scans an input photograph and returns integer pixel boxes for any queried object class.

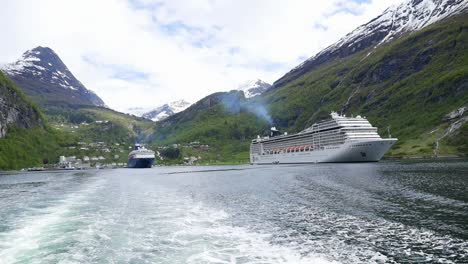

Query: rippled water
[0,161,467,263]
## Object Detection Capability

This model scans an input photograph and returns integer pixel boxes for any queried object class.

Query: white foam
[0,178,104,264]
[152,196,339,264]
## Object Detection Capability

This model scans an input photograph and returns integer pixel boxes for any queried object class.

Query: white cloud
[0,0,403,111]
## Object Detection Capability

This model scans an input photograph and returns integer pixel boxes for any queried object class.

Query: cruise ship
[250,112,397,164]
[128,144,155,168]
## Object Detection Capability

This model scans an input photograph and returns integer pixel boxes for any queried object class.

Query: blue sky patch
[82,55,149,81]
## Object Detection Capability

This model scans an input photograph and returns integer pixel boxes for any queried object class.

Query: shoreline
[1,156,466,173]
[383,155,466,161]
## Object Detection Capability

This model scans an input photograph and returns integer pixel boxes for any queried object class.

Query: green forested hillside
[0,127,73,170]
[150,13,468,161]
[151,91,270,163]
[48,106,154,144]
[0,72,74,170]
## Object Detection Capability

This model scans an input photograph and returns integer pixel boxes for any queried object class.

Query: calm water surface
[0,161,467,263]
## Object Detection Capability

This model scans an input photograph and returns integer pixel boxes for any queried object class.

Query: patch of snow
[237,79,271,98]
[32,65,46,71]
[125,100,191,121]
[1,60,35,75]
[0,48,44,75]
[58,83,77,90]
[167,99,191,113]
[152,111,170,122]
[124,107,155,116]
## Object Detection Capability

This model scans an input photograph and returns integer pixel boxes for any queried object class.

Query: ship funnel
[270,127,282,137]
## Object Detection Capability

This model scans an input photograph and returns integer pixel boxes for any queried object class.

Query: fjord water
[0,161,467,263]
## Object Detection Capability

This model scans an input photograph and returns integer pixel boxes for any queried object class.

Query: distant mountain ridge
[0,46,106,109]
[237,79,271,98]
[273,0,468,89]
[125,107,154,117]
[129,100,192,122]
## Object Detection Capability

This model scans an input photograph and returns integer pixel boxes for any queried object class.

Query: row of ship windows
[261,146,325,155]
[262,140,344,150]
[313,121,370,128]
[350,143,372,147]
[265,134,345,145]
[254,132,351,151]
[262,142,343,151]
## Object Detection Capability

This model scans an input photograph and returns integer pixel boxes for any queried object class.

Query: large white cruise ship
[250,112,397,164]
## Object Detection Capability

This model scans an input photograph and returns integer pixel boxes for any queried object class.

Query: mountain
[150,0,468,160]
[273,0,468,89]
[0,46,156,144]
[237,79,271,98]
[141,100,191,121]
[0,46,106,110]
[125,107,154,117]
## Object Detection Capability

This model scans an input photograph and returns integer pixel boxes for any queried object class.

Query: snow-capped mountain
[274,0,468,88]
[125,107,154,117]
[139,100,191,122]
[0,46,106,107]
[237,79,272,98]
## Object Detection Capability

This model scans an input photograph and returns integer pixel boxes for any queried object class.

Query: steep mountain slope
[0,71,71,170]
[1,46,105,110]
[150,2,468,159]
[237,79,271,98]
[141,100,191,121]
[274,0,468,89]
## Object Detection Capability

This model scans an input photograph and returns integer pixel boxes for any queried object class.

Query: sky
[0,0,404,112]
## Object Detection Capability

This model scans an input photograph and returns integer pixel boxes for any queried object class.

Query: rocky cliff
[0,71,43,138]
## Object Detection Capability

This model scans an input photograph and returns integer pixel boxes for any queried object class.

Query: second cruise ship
[250,112,397,164]
[128,144,155,168]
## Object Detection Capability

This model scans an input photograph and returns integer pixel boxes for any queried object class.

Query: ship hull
[250,139,397,164]
[127,158,154,168]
